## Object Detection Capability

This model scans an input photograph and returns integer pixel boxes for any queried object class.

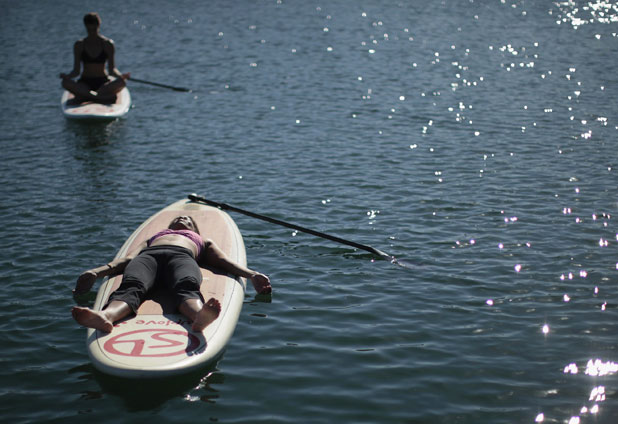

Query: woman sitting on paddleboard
[59,12,130,103]
[72,215,271,333]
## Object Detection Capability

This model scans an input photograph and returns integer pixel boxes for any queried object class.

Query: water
[1,0,617,422]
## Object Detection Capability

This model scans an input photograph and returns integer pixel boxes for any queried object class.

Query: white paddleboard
[61,86,131,120]
[86,198,247,378]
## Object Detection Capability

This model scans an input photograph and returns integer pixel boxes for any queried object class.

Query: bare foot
[72,306,114,332]
[191,298,221,332]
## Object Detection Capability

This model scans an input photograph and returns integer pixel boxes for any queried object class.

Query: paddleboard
[86,198,247,378]
[61,86,131,120]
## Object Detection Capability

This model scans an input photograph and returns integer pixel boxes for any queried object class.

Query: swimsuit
[81,43,107,64]
[77,76,110,91]
[148,229,204,256]
[77,41,110,91]
[107,246,204,313]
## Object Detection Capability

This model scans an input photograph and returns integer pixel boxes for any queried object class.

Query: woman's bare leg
[96,77,126,99]
[72,300,132,333]
[179,298,221,332]
[62,79,97,101]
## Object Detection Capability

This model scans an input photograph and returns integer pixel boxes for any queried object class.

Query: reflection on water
[554,359,618,422]
[554,1,618,28]
[585,359,618,377]
[65,119,127,149]
[88,365,223,411]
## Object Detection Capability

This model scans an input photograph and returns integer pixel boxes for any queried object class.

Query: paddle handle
[129,77,191,92]
[188,194,392,260]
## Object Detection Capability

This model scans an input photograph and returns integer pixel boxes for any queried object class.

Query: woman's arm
[201,240,272,294]
[105,39,129,80]
[73,241,146,295]
[60,41,82,80]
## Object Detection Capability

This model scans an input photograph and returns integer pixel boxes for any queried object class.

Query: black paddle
[187,193,394,261]
[129,77,191,92]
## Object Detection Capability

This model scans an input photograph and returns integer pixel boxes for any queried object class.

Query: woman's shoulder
[100,35,115,46]
[101,36,115,54]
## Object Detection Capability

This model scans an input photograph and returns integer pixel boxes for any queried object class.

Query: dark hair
[188,216,200,235]
[83,12,101,27]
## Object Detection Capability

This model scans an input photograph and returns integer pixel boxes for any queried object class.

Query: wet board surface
[61,87,131,120]
[87,198,247,378]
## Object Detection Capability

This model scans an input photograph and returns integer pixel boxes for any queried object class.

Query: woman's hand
[73,270,97,295]
[250,273,272,295]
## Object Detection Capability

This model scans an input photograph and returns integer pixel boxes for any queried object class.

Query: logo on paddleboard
[103,329,201,357]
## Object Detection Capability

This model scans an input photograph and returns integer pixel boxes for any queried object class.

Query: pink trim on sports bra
[147,229,204,255]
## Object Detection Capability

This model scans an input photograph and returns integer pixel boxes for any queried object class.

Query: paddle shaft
[129,77,191,92]
[188,194,392,260]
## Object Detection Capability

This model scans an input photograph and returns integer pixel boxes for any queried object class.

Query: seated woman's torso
[81,62,107,78]
[80,38,109,78]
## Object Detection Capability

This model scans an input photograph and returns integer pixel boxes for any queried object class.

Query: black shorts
[78,76,111,91]
[108,246,204,313]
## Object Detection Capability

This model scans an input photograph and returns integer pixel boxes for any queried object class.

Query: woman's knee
[174,279,204,309]
[102,78,125,94]
[62,79,75,90]
[173,275,201,291]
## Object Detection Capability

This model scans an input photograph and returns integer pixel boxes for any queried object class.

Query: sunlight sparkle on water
[585,360,618,376]
[542,324,549,334]
[535,412,544,422]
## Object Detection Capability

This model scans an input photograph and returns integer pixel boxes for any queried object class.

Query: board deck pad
[86,199,247,377]
[61,87,131,120]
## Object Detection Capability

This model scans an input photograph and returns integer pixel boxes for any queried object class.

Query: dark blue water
[1,0,617,423]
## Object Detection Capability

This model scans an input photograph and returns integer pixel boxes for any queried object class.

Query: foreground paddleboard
[86,198,247,378]
[61,87,131,120]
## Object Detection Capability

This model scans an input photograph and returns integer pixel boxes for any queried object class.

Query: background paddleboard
[86,198,247,378]
[61,86,131,120]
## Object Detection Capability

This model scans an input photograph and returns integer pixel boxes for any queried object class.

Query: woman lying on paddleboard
[72,215,271,333]
[59,12,130,103]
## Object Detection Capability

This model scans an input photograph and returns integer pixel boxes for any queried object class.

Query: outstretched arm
[73,242,146,295]
[201,240,272,294]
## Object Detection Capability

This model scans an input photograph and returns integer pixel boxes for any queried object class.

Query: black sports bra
[81,41,107,64]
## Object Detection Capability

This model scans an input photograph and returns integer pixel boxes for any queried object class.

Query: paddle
[129,77,191,92]
[187,193,394,261]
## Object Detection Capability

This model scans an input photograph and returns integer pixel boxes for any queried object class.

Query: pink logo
[103,329,201,357]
